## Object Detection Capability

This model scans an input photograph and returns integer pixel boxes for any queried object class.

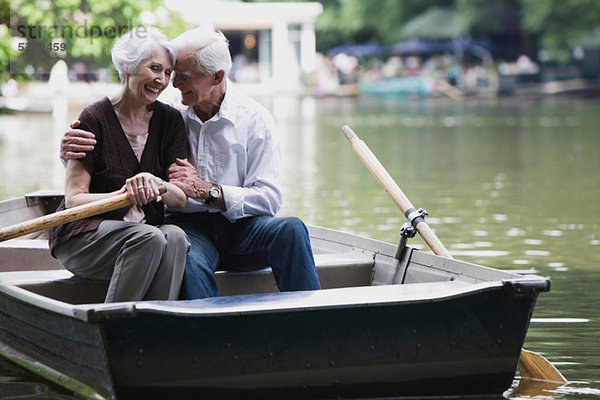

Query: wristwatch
[205,184,221,205]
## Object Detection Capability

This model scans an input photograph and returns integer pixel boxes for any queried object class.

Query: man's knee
[274,216,309,240]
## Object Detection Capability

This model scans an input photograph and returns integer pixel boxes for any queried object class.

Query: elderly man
[61,27,321,299]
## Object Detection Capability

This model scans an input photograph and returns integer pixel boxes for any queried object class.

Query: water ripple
[531,318,589,323]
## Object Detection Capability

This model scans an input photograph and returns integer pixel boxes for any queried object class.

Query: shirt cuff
[221,184,244,222]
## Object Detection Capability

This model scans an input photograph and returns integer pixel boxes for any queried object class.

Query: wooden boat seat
[216,252,375,296]
[3,251,376,302]
[0,270,109,304]
[0,239,62,271]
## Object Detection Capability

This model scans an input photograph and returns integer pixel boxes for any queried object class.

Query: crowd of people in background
[4,37,566,103]
[313,50,498,97]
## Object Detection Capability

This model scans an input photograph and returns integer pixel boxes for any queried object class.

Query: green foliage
[459,0,600,62]
[247,0,600,64]
[316,0,456,50]
[519,0,600,62]
[3,0,184,81]
[2,0,600,83]
[456,0,519,34]
[245,0,454,51]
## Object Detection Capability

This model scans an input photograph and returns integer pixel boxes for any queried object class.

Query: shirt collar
[184,86,237,126]
[217,87,236,125]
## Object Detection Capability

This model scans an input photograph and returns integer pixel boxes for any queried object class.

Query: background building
[165,0,323,91]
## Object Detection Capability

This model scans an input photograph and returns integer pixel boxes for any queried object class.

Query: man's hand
[61,120,97,159]
[168,158,210,199]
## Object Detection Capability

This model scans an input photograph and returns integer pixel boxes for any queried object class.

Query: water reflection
[509,379,566,398]
[510,379,600,400]
[0,108,74,199]
[0,95,599,398]
[0,358,78,399]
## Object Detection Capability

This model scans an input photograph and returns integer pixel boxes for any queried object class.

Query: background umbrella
[391,39,446,55]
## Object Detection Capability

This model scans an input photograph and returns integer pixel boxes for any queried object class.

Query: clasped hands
[124,160,211,207]
[122,172,165,206]
[167,158,211,200]
[62,120,211,203]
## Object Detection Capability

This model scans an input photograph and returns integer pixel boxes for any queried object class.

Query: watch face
[209,186,220,198]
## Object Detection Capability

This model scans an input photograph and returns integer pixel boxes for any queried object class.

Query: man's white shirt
[165,86,283,222]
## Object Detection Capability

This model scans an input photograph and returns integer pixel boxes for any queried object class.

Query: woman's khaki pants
[54,220,190,303]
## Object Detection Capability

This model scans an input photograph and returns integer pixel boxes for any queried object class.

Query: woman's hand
[125,173,163,206]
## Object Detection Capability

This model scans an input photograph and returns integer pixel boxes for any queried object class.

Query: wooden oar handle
[342,125,452,258]
[0,186,166,242]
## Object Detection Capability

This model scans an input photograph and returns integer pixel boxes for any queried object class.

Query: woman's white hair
[111,26,176,84]
[171,26,232,77]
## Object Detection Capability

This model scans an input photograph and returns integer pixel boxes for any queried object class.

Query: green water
[0,94,598,398]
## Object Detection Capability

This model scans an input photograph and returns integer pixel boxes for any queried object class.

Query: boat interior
[0,193,521,306]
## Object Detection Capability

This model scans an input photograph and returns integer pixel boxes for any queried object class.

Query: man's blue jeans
[165,212,321,299]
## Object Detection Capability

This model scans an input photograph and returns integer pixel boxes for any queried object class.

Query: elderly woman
[49,26,189,303]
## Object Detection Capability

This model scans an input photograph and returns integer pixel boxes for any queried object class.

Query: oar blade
[518,349,567,383]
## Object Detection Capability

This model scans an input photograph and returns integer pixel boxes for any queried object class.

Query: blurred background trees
[2,0,185,82]
[251,0,600,64]
[1,0,600,83]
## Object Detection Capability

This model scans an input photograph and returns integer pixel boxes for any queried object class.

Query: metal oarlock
[394,207,428,260]
[405,207,428,228]
[394,222,417,260]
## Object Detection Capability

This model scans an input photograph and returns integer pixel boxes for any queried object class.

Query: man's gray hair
[111,26,176,84]
[172,27,232,77]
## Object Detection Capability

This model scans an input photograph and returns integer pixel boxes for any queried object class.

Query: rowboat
[0,191,551,399]
[359,76,432,97]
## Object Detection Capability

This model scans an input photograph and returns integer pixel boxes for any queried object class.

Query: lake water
[0,93,598,399]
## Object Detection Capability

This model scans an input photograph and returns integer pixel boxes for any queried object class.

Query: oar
[341,125,452,258]
[0,187,166,242]
[341,124,567,384]
[437,80,463,101]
